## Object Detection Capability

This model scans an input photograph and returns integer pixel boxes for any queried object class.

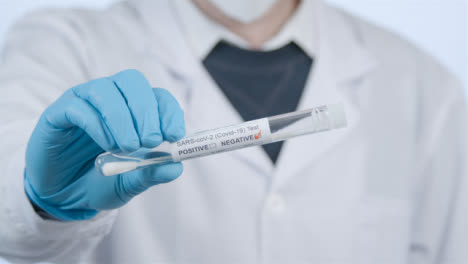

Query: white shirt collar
[171,0,318,60]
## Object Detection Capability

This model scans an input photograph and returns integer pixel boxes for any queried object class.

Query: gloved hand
[24,69,185,221]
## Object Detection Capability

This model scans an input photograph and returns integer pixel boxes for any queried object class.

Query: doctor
[0,0,466,263]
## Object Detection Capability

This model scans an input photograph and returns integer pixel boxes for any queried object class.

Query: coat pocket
[352,197,411,264]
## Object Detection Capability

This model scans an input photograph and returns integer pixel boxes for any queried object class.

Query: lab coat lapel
[272,2,377,187]
[141,0,275,176]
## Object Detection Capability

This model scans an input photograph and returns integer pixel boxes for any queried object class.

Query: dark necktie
[203,40,313,164]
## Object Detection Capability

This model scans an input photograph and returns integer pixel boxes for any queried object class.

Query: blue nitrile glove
[24,69,185,221]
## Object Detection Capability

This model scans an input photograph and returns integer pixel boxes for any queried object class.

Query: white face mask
[208,0,278,23]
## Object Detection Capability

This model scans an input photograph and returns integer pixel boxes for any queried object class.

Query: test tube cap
[327,103,347,129]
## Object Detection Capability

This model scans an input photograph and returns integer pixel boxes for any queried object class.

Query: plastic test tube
[95,103,347,176]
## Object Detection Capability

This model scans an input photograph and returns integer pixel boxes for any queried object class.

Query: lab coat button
[266,194,285,213]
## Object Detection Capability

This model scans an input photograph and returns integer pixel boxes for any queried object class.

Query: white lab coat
[0,0,466,263]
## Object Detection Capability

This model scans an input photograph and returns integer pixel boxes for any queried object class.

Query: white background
[0,0,466,90]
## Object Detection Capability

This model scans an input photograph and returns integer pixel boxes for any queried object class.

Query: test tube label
[171,118,272,162]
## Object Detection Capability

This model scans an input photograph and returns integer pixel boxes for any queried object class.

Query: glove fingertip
[147,162,184,184]
[141,133,163,148]
[120,141,140,153]
[165,127,185,142]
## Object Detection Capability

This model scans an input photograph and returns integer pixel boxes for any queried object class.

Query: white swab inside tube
[95,103,347,176]
[100,161,140,176]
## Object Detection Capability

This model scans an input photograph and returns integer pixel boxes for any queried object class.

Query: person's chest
[88,40,414,263]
